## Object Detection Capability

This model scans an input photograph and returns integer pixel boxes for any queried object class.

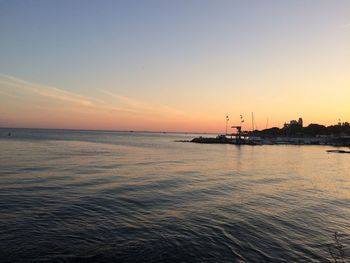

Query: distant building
[284,117,303,129]
[298,118,303,127]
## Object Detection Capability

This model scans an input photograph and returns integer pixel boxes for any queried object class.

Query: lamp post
[226,115,229,136]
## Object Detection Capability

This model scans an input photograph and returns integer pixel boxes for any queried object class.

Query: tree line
[251,122,350,137]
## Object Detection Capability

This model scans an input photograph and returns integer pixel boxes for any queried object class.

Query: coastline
[190,134,350,147]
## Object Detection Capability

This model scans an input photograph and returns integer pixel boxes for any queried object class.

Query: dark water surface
[0,128,349,262]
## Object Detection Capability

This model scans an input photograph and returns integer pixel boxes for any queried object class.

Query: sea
[0,128,349,262]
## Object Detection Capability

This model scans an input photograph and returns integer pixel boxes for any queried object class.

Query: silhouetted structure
[191,118,350,146]
[284,118,303,129]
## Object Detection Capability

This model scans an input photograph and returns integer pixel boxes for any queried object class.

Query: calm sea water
[0,128,349,262]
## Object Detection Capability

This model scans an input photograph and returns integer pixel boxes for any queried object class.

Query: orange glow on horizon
[0,74,349,133]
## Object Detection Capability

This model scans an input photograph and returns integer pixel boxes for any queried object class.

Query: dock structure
[230,125,242,144]
[191,131,258,145]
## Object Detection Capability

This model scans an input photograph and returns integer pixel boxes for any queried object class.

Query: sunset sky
[1,0,350,133]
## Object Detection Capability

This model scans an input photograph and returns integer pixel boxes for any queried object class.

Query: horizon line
[0,126,218,135]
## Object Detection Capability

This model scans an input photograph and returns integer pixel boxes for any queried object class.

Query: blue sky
[1,0,350,131]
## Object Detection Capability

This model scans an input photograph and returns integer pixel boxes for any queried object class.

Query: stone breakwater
[190,135,350,146]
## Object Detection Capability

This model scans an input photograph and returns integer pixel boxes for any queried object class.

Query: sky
[1,0,350,133]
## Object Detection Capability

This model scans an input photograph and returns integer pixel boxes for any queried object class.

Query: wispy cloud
[100,89,185,116]
[0,74,97,107]
[101,90,150,109]
[0,74,184,118]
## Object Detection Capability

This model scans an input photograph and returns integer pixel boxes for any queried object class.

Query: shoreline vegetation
[190,120,350,147]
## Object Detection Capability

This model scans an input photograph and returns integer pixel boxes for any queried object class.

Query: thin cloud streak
[100,89,153,111]
[0,74,97,107]
[100,89,185,116]
[0,74,147,116]
[0,74,185,119]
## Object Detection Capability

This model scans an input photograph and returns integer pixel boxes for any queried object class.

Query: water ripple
[0,129,349,262]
